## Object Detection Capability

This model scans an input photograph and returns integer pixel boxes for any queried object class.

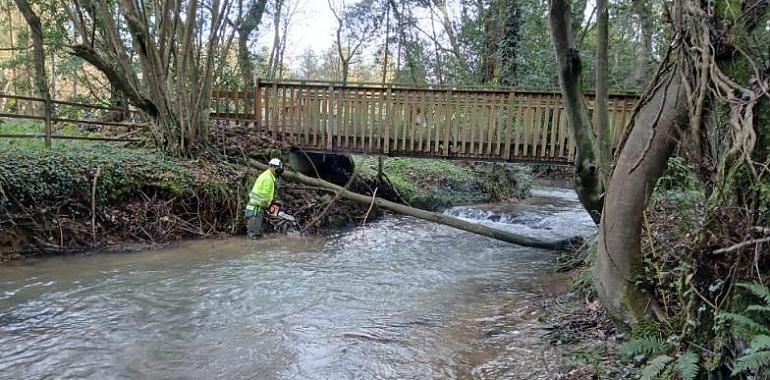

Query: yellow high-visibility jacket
[246,169,276,211]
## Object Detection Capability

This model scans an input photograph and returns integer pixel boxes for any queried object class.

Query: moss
[0,145,227,211]
[352,156,531,210]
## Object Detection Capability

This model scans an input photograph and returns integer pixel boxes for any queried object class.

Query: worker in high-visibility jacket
[245,158,284,238]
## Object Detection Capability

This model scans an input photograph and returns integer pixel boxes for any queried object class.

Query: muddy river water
[0,187,595,379]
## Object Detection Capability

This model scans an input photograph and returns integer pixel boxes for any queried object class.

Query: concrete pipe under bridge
[287,149,355,186]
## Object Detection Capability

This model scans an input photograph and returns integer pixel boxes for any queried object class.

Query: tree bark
[628,0,653,88]
[13,0,52,148]
[594,0,611,184]
[433,0,470,74]
[595,73,688,324]
[249,160,582,250]
[549,0,603,224]
[238,0,268,87]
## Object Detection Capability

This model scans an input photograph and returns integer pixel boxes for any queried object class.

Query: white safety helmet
[268,158,283,168]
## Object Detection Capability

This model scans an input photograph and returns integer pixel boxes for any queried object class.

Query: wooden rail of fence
[0,93,146,144]
[210,80,639,164]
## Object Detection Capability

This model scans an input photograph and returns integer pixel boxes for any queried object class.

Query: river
[0,187,595,380]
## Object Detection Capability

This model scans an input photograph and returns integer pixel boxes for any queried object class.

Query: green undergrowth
[573,155,770,379]
[0,144,248,258]
[0,145,237,209]
[0,119,98,149]
[353,156,531,210]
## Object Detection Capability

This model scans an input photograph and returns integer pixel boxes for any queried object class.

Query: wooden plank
[294,87,302,144]
[356,92,364,151]
[263,85,270,132]
[518,94,529,157]
[495,94,503,157]
[416,92,424,152]
[363,92,371,153]
[271,82,279,133]
[353,91,364,152]
[384,86,392,154]
[444,91,452,156]
[422,91,430,153]
[311,88,318,147]
[503,92,514,160]
[540,96,553,158]
[486,95,495,156]
[526,95,538,157]
[409,92,417,153]
[530,95,541,157]
[255,84,262,129]
[327,85,335,150]
[557,102,568,158]
[550,101,561,158]
[280,86,287,137]
[460,93,470,154]
[433,91,441,154]
[469,95,478,156]
[303,88,310,146]
[342,90,350,149]
[394,99,403,153]
[348,91,356,150]
[454,93,464,154]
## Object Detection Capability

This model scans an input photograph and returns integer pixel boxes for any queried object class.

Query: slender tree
[64,0,238,154]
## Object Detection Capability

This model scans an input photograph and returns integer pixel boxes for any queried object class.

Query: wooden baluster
[503,92,515,160]
[550,96,561,159]
[444,90,452,156]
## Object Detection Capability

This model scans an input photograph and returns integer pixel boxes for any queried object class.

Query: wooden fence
[211,80,638,164]
[0,94,145,144]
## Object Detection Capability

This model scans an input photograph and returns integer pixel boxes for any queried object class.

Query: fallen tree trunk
[249,160,581,251]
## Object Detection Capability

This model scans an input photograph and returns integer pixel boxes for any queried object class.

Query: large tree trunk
[594,0,611,184]
[628,0,654,88]
[595,73,688,323]
[549,0,603,223]
[13,0,52,148]
[238,0,268,87]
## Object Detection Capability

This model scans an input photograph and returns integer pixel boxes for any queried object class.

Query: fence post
[327,84,334,150]
[383,85,392,155]
[43,95,52,148]
[254,78,261,132]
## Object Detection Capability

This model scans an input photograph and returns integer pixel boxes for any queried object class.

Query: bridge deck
[210,80,638,164]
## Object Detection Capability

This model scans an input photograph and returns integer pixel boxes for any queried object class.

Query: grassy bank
[354,156,531,210]
[0,145,249,261]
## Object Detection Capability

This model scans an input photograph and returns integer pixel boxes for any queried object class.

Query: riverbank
[0,137,531,262]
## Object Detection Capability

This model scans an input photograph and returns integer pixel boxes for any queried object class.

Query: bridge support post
[383,85,392,155]
[254,78,261,132]
[327,85,334,150]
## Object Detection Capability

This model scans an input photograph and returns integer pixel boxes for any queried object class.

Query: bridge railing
[210,80,638,164]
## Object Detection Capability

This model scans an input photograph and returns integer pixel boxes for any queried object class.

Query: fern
[732,351,770,375]
[717,312,770,335]
[621,336,667,358]
[727,283,770,375]
[751,335,770,351]
[674,351,699,380]
[640,354,673,380]
[737,282,770,306]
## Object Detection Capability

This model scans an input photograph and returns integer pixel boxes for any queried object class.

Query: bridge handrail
[251,78,641,98]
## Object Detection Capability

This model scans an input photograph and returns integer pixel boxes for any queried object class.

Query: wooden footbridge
[211,80,638,165]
